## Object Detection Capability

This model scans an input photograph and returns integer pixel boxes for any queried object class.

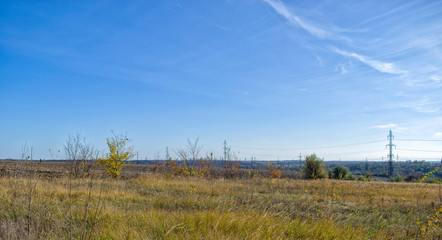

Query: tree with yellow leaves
[97,133,134,178]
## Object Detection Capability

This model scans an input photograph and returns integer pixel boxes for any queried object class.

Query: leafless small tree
[223,146,241,178]
[187,137,203,164]
[173,137,203,175]
[175,149,189,162]
[64,134,99,177]
[176,138,203,164]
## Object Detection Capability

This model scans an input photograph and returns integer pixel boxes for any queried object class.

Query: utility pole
[223,140,227,161]
[299,153,302,166]
[365,157,368,174]
[166,147,169,160]
[386,129,396,178]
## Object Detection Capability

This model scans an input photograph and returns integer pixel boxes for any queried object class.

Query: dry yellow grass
[0,170,440,239]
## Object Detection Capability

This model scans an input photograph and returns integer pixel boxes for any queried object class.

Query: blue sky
[1,0,442,161]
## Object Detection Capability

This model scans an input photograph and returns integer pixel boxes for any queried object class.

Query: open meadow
[3,0,442,239]
[0,161,441,239]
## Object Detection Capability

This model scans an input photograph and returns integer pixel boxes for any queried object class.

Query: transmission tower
[166,147,169,160]
[386,129,396,177]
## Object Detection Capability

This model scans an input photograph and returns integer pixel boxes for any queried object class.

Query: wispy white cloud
[211,22,230,31]
[263,0,329,39]
[371,123,407,132]
[434,132,442,138]
[372,123,398,129]
[391,116,442,140]
[356,1,417,27]
[335,63,349,75]
[333,48,407,75]
[263,0,442,124]
[430,74,441,83]
[264,0,408,76]
[313,54,323,67]
[331,26,369,33]
[399,97,440,113]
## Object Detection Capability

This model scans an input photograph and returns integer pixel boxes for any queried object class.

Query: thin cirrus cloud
[263,0,407,76]
[333,48,407,75]
[263,0,330,39]
[399,97,440,114]
[263,0,442,121]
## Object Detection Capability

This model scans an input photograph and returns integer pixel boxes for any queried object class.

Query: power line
[238,150,387,160]
[397,148,442,153]
[231,131,442,162]
[396,139,442,142]
[399,156,441,159]
[231,140,384,151]
[239,152,295,158]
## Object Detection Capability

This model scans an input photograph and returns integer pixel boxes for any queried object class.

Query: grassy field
[0,161,441,239]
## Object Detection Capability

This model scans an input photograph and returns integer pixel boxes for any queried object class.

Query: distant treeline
[3,158,440,179]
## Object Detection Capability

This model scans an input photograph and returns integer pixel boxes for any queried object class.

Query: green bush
[331,165,353,180]
[344,172,356,180]
[302,154,327,179]
[390,175,404,182]
[358,174,374,182]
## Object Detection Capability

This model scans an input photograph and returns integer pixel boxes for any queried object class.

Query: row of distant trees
[61,134,436,182]
[62,132,355,181]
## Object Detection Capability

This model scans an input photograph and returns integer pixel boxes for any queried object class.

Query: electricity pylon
[386,129,396,178]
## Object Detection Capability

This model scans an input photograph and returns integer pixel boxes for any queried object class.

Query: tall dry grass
[0,168,441,239]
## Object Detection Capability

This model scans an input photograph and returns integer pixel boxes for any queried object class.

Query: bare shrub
[174,137,203,176]
[64,134,99,178]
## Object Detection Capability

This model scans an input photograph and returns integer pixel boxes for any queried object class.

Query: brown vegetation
[0,160,441,239]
